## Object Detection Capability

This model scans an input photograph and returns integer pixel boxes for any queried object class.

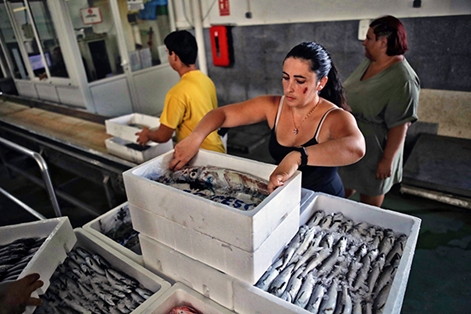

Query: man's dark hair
[164,30,198,66]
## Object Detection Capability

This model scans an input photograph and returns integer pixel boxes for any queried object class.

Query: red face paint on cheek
[303,87,308,94]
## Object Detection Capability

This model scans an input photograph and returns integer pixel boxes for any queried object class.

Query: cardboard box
[233,193,422,314]
[50,229,172,314]
[123,149,301,252]
[105,137,173,164]
[105,113,163,143]
[0,217,76,294]
[130,202,299,284]
[82,202,143,265]
[140,234,235,310]
[140,282,235,314]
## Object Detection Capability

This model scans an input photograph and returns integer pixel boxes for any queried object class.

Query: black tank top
[268,97,345,197]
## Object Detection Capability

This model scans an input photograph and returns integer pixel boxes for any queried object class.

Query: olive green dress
[338,58,420,196]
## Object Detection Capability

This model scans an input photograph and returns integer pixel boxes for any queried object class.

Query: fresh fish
[167,166,269,196]
[168,305,202,314]
[305,283,326,313]
[280,230,304,271]
[86,256,105,275]
[294,232,324,271]
[378,234,395,257]
[339,219,354,233]
[319,278,339,313]
[385,234,406,265]
[319,214,333,229]
[255,258,282,291]
[373,263,397,296]
[373,283,392,313]
[281,266,305,302]
[307,210,326,228]
[302,247,332,276]
[294,272,316,308]
[366,253,386,293]
[268,264,295,297]
[294,227,318,258]
[135,287,153,299]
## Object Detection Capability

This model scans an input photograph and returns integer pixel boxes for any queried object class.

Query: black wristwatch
[296,146,308,167]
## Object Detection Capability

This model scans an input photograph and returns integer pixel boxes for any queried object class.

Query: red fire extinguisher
[210,25,232,67]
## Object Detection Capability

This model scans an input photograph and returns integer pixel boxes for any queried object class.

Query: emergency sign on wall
[80,7,103,25]
[218,0,230,16]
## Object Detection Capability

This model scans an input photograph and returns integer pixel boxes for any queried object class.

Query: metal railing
[0,136,61,219]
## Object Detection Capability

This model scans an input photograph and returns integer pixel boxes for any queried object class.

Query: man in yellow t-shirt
[136,30,225,153]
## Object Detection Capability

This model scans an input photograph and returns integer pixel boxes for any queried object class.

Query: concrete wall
[199,15,471,140]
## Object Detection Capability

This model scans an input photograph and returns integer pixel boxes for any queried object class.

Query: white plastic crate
[123,149,301,252]
[140,282,235,314]
[82,202,143,265]
[53,228,172,314]
[0,217,76,293]
[140,234,235,310]
[233,193,422,314]
[105,137,173,164]
[105,113,163,143]
[130,202,299,284]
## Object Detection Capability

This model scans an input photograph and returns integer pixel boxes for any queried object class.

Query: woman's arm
[268,109,366,192]
[169,96,277,170]
[376,122,410,180]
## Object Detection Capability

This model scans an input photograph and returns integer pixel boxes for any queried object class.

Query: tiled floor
[1,123,470,313]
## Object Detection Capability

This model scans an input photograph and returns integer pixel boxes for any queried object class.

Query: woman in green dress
[338,15,420,207]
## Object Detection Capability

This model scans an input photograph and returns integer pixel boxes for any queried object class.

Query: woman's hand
[136,127,150,146]
[0,273,44,314]
[268,151,300,193]
[169,136,200,170]
[376,157,393,180]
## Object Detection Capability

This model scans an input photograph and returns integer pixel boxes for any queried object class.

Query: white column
[191,0,207,75]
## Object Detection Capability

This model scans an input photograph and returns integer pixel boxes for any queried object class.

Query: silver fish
[305,283,327,313]
[282,266,305,302]
[307,210,326,228]
[294,272,316,308]
[303,248,332,276]
[319,277,339,314]
[86,256,105,275]
[378,234,395,257]
[366,253,386,293]
[255,258,282,291]
[385,234,406,265]
[373,283,392,313]
[269,264,295,297]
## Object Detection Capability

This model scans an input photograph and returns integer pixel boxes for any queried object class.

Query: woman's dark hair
[284,42,349,111]
[370,15,408,56]
[164,30,197,66]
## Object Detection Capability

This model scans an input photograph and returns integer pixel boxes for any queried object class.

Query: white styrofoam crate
[0,217,76,293]
[68,229,172,314]
[140,234,235,310]
[123,149,301,252]
[105,113,163,143]
[130,202,299,284]
[233,193,422,314]
[105,137,173,164]
[141,282,235,314]
[0,218,76,314]
[82,202,143,265]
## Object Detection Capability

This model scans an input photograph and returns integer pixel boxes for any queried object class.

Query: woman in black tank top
[170,42,365,197]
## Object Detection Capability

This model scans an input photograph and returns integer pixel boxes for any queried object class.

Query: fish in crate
[255,210,408,314]
[34,247,153,313]
[148,166,270,210]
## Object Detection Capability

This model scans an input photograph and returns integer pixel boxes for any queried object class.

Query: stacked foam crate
[0,217,76,314]
[122,149,302,308]
[83,201,144,265]
[105,113,173,163]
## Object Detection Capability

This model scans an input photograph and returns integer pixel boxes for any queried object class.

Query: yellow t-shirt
[159,70,225,153]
